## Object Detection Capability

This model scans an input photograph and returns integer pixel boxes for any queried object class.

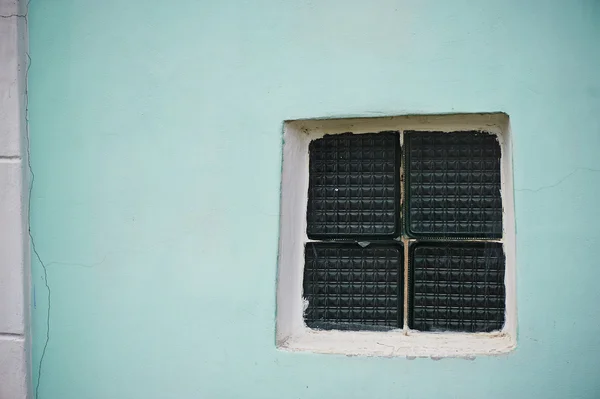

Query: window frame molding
[276,113,516,358]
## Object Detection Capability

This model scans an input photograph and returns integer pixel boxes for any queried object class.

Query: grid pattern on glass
[405,131,502,238]
[307,132,400,239]
[303,243,403,331]
[301,128,507,334]
[409,243,505,333]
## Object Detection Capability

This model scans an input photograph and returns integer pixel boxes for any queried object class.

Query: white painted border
[0,0,30,396]
[276,113,516,358]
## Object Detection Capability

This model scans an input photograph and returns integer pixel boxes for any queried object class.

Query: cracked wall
[27,1,600,399]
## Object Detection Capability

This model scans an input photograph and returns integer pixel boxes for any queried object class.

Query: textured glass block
[405,131,502,238]
[409,243,505,333]
[307,132,400,239]
[303,243,403,330]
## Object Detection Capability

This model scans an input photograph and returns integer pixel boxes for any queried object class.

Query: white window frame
[276,113,516,358]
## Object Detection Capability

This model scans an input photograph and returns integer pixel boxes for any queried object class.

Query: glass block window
[409,243,505,333]
[307,132,401,239]
[304,243,402,331]
[303,131,506,333]
[405,132,502,238]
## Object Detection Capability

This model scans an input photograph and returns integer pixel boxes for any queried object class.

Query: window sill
[278,328,516,358]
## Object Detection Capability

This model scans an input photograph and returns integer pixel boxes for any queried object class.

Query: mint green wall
[29,1,600,398]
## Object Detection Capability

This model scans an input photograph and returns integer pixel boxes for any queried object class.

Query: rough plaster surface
[0,161,25,334]
[28,1,600,399]
[0,336,28,399]
[0,0,29,398]
[0,0,19,14]
[0,2,22,156]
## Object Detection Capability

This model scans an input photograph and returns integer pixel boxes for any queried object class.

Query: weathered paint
[29,1,600,398]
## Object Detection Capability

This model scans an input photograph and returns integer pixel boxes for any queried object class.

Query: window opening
[302,130,505,333]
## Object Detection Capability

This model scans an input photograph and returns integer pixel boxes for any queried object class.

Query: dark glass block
[303,243,403,331]
[409,242,506,333]
[307,132,401,239]
[405,131,502,239]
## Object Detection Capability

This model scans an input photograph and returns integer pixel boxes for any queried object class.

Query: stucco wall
[29,1,600,398]
[0,0,29,398]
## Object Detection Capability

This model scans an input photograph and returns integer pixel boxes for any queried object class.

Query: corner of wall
[0,0,30,397]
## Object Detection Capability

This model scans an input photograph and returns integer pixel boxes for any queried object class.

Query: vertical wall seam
[22,2,33,398]
[20,2,46,399]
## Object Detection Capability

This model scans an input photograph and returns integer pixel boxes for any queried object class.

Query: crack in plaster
[516,167,600,193]
[15,2,46,398]
[24,45,49,399]
[20,4,105,396]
